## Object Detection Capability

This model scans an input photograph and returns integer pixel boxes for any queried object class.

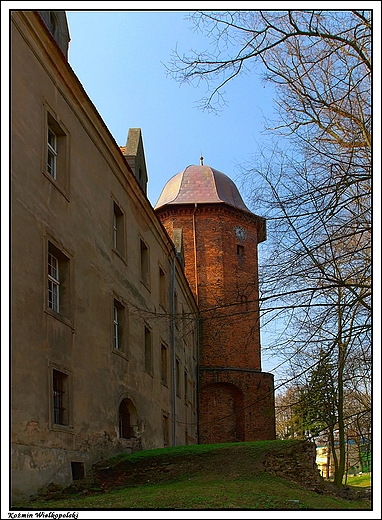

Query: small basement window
[71,461,85,481]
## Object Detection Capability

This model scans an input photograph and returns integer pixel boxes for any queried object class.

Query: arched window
[119,398,136,439]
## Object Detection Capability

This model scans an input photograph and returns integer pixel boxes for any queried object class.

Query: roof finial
[200,151,204,166]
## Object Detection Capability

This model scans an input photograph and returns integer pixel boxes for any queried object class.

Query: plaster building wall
[11,11,198,503]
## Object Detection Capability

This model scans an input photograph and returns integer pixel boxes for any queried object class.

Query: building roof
[154,164,250,212]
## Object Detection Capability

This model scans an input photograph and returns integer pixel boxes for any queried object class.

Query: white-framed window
[184,370,188,404]
[49,363,73,431]
[113,304,120,349]
[140,239,150,287]
[43,106,70,199]
[48,252,60,312]
[53,369,69,426]
[161,343,168,385]
[176,358,181,397]
[112,298,127,354]
[46,239,71,321]
[144,325,153,374]
[113,301,124,350]
[113,202,125,255]
[162,414,169,447]
[113,212,118,249]
[159,266,166,309]
[47,126,58,179]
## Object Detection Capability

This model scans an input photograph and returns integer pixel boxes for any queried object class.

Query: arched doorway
[118,398,137,439]
[199,382,244,444]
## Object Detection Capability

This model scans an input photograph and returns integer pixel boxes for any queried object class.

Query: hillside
[19,440,371,510]
[91,440,323,492]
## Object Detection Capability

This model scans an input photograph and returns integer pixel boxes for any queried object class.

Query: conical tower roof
[154,164,249,212]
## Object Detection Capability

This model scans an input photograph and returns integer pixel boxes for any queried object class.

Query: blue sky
[66,9,277,208]
[66,9,282,375]
[3,4,379,384]
[63,7,381,385]
[2,7,380,516]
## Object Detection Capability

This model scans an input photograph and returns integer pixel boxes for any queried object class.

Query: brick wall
[199,369,275,443]
[156,203,276,443]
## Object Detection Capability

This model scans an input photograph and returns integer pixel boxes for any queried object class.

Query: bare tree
[275,385,303,439]
[169,10,372,488]
[168,8,371,339]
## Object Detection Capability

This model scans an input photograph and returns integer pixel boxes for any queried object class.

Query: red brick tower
[155,162,275,443]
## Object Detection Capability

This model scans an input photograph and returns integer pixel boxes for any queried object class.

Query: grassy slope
[15,441,371,511]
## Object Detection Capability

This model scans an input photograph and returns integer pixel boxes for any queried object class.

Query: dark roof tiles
[155,165,249,212]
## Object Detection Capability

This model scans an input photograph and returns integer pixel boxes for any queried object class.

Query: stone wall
[264,440,325,492]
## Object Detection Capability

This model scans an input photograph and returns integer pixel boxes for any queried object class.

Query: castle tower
[155,163,276,443]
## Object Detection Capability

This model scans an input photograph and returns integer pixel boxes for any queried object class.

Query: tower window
[237,245,245,257]
[237,245,245,267]
[240,294,249,310]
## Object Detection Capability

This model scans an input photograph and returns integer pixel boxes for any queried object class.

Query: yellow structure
[11,11,198,503]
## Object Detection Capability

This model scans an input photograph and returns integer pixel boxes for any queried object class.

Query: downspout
[196,308,201,444]
[192,202,201,443]
[192,203,199,305]
[171,250,177,446]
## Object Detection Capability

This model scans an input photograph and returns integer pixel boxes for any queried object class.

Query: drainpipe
[171,250,177,446]
[192,203,199,305]
[192,202,201,443]
[196,309,201,444]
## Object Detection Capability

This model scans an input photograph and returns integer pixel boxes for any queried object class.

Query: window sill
[50,424,75,435]
[140,279,151,292]
[112,248,127,265]
[112,348,129,361]
[44,308,75,331]
[42,170,70,202]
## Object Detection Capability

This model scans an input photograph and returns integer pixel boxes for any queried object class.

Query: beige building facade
[11,11,198,503]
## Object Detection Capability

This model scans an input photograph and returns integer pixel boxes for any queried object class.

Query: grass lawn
[19,474,371,510]
[344,473,371,487]
[13,442,372,511]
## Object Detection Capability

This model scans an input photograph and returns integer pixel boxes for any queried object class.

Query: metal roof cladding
[154,164,250,212]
